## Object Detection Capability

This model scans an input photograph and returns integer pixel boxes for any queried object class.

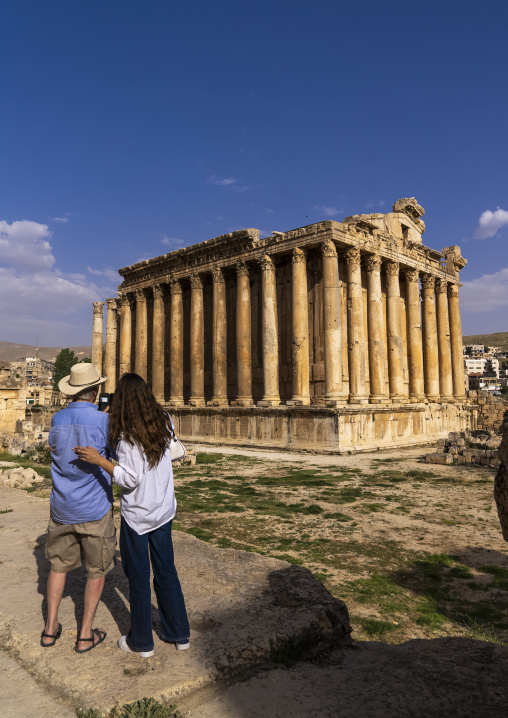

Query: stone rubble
[0,466,44,489]
[426,429,502,467]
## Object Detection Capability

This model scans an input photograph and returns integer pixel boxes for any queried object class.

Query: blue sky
[1,0,507,346]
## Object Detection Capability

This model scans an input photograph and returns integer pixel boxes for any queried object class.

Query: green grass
[355,617,398,637]
[0,508,13,514]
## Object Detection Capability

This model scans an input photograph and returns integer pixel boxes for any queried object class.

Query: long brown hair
[108,373,173,469]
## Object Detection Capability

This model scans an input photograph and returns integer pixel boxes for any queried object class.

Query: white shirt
[112,438,176,535]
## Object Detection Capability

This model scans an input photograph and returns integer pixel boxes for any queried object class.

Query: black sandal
[74,628,107,653]
[40,623,62,647]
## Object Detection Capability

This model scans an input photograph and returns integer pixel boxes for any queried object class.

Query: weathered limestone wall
[467,394,508,434]
[0,362,26,435]
[171,403,472,453]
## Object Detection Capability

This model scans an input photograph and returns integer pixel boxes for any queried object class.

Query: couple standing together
[41,363,189,657]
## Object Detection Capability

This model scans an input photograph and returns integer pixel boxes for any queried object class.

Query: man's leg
[76,576,106,651]
[42,570,66,645]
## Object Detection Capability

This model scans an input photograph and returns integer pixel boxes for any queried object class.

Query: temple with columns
[91,198,472,452]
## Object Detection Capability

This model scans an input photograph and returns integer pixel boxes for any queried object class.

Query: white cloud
[52,216,68,223]
[266,208,275,214]
[0,217,119,345]
[87,266,120,284]
[207,175,249,193]
[161,236,186,250]
[461,267,508,313]
[208,175,236,187]
[0,220,55,271]
[365,199,385,210]
[473,208,508,239]
[313,205,340,217]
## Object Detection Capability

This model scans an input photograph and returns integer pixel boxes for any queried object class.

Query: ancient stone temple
[93,198,471,451]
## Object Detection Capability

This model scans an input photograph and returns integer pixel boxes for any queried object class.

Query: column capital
[260,254,275,271]
[117,294,131,308]
[420,274,436,292]
[190,274,203,290]
[106,297,117,310]
[211,266,225,283]
[292,247,307,264]
[135,288,147,302]
[152,283,164,299]
[345,247,361,267]
[404,268,419,283]
[384,260,400,277]
[447,283,460,298]
[93,301,105,315]
[365,254,381,273]
[236,261,249,277]
[435,278,448,293]
[169,278,182,294]
[321,238,337,258]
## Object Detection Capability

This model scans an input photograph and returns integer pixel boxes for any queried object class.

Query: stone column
[259,254,280,405]
[104,298,117,392]
[448,283,466,401]
[235,262,253,406]
[421,274,440,401]
[365,255,389,403]
[169,279,184,405]
[118,294,132,377]
[152,284,165,402]
[322,239,345,404]
[345,248,368,404]
[189,274,205,406]
[210,267,228,405]
[385,262,406,402]
[435,278,454,402]
[134,289,148,382]
[404,269,425,402]
[290,247,310,405]
[92,302,104,375]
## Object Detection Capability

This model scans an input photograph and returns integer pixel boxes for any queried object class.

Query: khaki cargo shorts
[45,508,117,579]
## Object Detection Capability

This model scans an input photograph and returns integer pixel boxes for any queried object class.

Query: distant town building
[463,357,499,378]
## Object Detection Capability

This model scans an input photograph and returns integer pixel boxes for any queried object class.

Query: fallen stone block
[425,453,453,465]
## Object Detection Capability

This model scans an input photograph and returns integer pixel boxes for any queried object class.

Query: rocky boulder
[494,410,508,540]
[0,467,44,489]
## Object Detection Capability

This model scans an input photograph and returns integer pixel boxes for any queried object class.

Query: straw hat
[58,362,107,396]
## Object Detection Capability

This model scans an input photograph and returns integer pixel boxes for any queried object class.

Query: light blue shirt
[49,401,113,524]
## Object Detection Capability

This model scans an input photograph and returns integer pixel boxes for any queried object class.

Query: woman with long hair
[73,373,190,658]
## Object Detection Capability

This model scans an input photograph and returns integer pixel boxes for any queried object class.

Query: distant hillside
[462,332,508,351]
[0,341,92,363]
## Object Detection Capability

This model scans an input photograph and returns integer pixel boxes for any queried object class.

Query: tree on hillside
[465,345,473,357]
[52,349,79,390]
[484,359,496,377]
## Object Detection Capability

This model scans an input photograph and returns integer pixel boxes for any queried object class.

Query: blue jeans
[120,517,190,652]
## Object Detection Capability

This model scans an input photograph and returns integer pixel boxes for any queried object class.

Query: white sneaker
[117,635,154,658]
[176,640,190,651]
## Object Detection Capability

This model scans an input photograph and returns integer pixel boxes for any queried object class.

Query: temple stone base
[167,403,473,453]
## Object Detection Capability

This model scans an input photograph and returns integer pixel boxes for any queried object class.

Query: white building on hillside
[464,357,499,377]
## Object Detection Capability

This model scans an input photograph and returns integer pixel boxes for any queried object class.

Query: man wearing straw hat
[40,362,116,653]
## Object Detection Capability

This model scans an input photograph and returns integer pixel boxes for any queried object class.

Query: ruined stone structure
[94,198,472,451]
